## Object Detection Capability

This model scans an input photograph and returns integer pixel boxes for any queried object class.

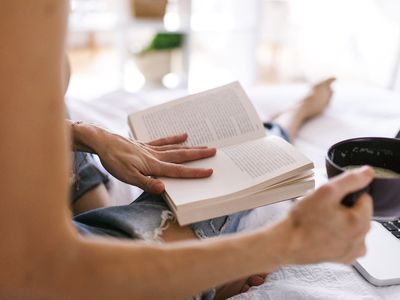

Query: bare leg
[162,221,267,299]
[272,78,335,140]
[161,220,198,242]
[72,184,112,215]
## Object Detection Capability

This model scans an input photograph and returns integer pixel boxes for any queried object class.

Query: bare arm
[0,1,373,299]
[0,0,75,296]
[59,168,373,299]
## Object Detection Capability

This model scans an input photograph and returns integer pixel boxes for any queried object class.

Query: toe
[315,77,336,88]
[247,274,267,286]
[258,272,268,279]
[324,77,336,85]
[240,283,251,293]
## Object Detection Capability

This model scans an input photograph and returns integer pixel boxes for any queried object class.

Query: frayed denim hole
[194,229,207,239]
[209,219,219,234]
[141,210,175,243]
[219,216,232,235]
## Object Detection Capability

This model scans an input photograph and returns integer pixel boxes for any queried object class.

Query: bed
[67,82,400,299]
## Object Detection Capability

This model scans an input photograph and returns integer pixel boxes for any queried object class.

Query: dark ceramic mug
[326,136,400,220]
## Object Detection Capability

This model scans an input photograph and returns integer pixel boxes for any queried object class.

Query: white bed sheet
[67,83,400,299]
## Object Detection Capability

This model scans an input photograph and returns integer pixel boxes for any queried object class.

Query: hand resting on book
[96,132,217,194]
[70,120,217,194]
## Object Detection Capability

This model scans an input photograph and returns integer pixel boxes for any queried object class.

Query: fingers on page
[158,148,217,163]
[150,144,209,151]
[147,133,188,146]
[160,162,213,178]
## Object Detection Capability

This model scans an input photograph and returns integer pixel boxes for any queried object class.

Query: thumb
[331,166,374,202]
[135,174,165,194]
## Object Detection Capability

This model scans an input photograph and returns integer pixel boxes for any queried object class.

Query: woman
[0,2,373,299]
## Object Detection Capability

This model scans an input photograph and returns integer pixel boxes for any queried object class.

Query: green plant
[140,32,184,55]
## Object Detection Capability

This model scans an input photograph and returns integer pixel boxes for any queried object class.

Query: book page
[222,138,297,179]
[128,82,265,148]
[162,135,314,207]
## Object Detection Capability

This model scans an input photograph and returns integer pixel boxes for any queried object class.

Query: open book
[128,82,314,225]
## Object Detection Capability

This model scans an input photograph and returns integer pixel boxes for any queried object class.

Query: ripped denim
[73,192,247,242]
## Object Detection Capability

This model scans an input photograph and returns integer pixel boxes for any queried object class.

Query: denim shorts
[71,122,289,299]
[70,152,110,204]
[72,158,248,242]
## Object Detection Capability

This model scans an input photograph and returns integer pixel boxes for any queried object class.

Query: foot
[214,273,268,300]
[296,77,335,121]
[271,77,335,139]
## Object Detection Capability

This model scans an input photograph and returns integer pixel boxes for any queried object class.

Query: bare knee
[72,184,112,215]
[161,220,197,242]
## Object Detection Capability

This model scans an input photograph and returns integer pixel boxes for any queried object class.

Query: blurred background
[66,0,400,99]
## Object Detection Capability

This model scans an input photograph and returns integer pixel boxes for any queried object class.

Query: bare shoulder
[0,1,69,56]
[0,0,76,295]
